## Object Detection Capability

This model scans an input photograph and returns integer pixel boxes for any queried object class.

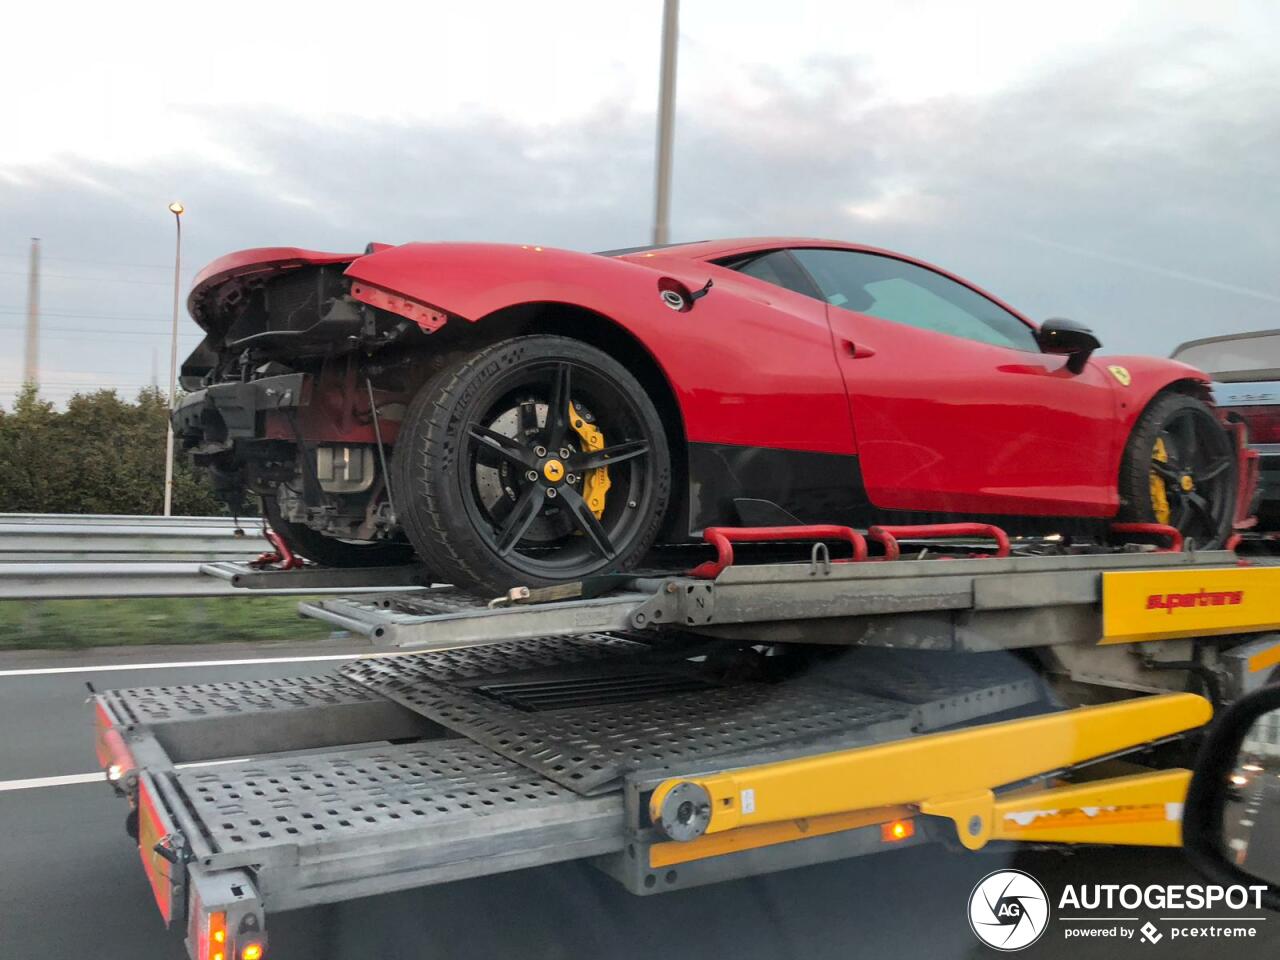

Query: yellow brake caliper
[1150,436,1171,525]
[568,402,611,519]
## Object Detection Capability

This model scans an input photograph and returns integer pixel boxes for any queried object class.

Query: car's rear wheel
[394,335,671,595]
[1117,392,1237,547]
[262,493,416,567]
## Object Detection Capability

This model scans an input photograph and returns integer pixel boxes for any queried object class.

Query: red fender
[343,242,858,456]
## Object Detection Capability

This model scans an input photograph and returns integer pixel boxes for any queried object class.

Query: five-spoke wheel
[1119,392,1237,547]
[393,335,670,595]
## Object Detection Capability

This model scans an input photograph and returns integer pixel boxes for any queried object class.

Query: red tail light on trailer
[1224,404,1280,444]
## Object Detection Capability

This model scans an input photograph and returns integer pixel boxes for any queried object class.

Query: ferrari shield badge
[1108,365,1132,387]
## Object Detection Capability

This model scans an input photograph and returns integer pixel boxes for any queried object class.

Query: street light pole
[652,0,679,246]
[163,202,184,517]
[23,238,40,387]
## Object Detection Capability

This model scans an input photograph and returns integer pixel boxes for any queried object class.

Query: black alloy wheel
[394,335,671,595]
[1118,392,1237,548]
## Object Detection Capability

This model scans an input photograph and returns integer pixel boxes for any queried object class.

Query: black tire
[1117,392,1237,548]
[393,335,671,595]
[262,494,416,567]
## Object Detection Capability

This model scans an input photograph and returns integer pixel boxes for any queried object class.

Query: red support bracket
[867,523,1011,560]
[690,525,868,579]
[1110,522,1183,553]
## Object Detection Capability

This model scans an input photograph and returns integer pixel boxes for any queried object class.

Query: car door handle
[841,339,876,359]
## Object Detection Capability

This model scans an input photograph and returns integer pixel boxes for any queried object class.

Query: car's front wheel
[1117,392,1237,548]
[394,335,672,595]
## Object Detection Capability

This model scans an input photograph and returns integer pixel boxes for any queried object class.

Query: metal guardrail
[0,513,266,563]
[2,563,366,599]
[0,514,424,600]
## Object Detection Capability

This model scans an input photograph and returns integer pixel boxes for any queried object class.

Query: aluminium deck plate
[99,671,440,769]
[341,636,1043,796]
[102,674,385,727]
[173,739,595,859]
[158,738,624,906]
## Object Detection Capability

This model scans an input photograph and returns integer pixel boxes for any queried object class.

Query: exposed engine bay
[174,259,428,544]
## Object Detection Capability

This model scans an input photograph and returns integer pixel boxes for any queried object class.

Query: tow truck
[92,521,1280,960]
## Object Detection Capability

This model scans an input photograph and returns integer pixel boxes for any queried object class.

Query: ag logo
[968,869,1050,951]
[1108,365,1132,386]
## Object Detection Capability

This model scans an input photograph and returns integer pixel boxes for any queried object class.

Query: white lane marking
[0,652,367,677]
[0,772,106,792]
[174,757,257,770]
[2,758,260,793]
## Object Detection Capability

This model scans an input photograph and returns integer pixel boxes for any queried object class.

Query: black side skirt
[685,441,1110,539]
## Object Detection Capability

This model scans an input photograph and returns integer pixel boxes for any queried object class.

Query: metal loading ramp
[159,739,624,910]
[338,635,1046,795]
[98,633,1047,915]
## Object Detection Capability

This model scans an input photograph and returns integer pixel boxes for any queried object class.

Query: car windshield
[1173,331,1280,381]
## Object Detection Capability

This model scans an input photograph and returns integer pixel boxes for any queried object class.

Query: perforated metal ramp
[103,675,383,726]
[172,739,611,862]
[341,636,1044,795]
[148,738,623,909]
[99,672,439,767]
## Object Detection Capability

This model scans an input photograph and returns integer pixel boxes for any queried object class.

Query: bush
[0,383,225,515]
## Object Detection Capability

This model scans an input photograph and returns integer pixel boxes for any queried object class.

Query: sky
[1,0,1278,405]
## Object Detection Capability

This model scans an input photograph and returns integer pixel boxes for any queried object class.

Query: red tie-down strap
[866,523,1012,561]
[690,525,868,579]
[251,527,302,570]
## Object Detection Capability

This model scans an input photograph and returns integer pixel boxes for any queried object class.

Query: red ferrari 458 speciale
[174,237,1250,593]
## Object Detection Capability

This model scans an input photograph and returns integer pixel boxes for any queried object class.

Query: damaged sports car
[174,238,1252,594]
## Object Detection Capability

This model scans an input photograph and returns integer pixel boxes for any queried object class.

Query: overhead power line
[0,252,171,270]
[0,308,175,323]
[0,330,202,342]
[0,319,201,334]
[0,270,174,286]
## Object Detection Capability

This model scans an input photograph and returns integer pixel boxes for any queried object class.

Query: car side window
[788,248,1040,352]
[721,251,817,297]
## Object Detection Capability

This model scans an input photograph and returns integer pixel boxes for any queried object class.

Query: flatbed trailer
[91,526,1280,960]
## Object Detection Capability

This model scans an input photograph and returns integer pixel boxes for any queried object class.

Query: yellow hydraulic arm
[649,693,1211,851]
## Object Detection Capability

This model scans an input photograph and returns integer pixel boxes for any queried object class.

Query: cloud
[1,27,1279,408]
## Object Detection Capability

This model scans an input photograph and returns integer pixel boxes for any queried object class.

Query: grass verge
[0,596,337,649]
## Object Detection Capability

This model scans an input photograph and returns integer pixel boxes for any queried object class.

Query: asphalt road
[3,640,1280,960]
[1227,764,1280,886]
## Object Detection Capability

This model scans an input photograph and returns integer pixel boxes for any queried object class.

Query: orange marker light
[204,911,227,960]
[881,818,915,842]
[242,944,264,960]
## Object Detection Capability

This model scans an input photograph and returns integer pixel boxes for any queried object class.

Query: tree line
[0,384,226,515]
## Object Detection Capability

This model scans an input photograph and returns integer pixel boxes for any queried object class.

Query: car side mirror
[1036,317,1101,374]
[1183,684,1280,911]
